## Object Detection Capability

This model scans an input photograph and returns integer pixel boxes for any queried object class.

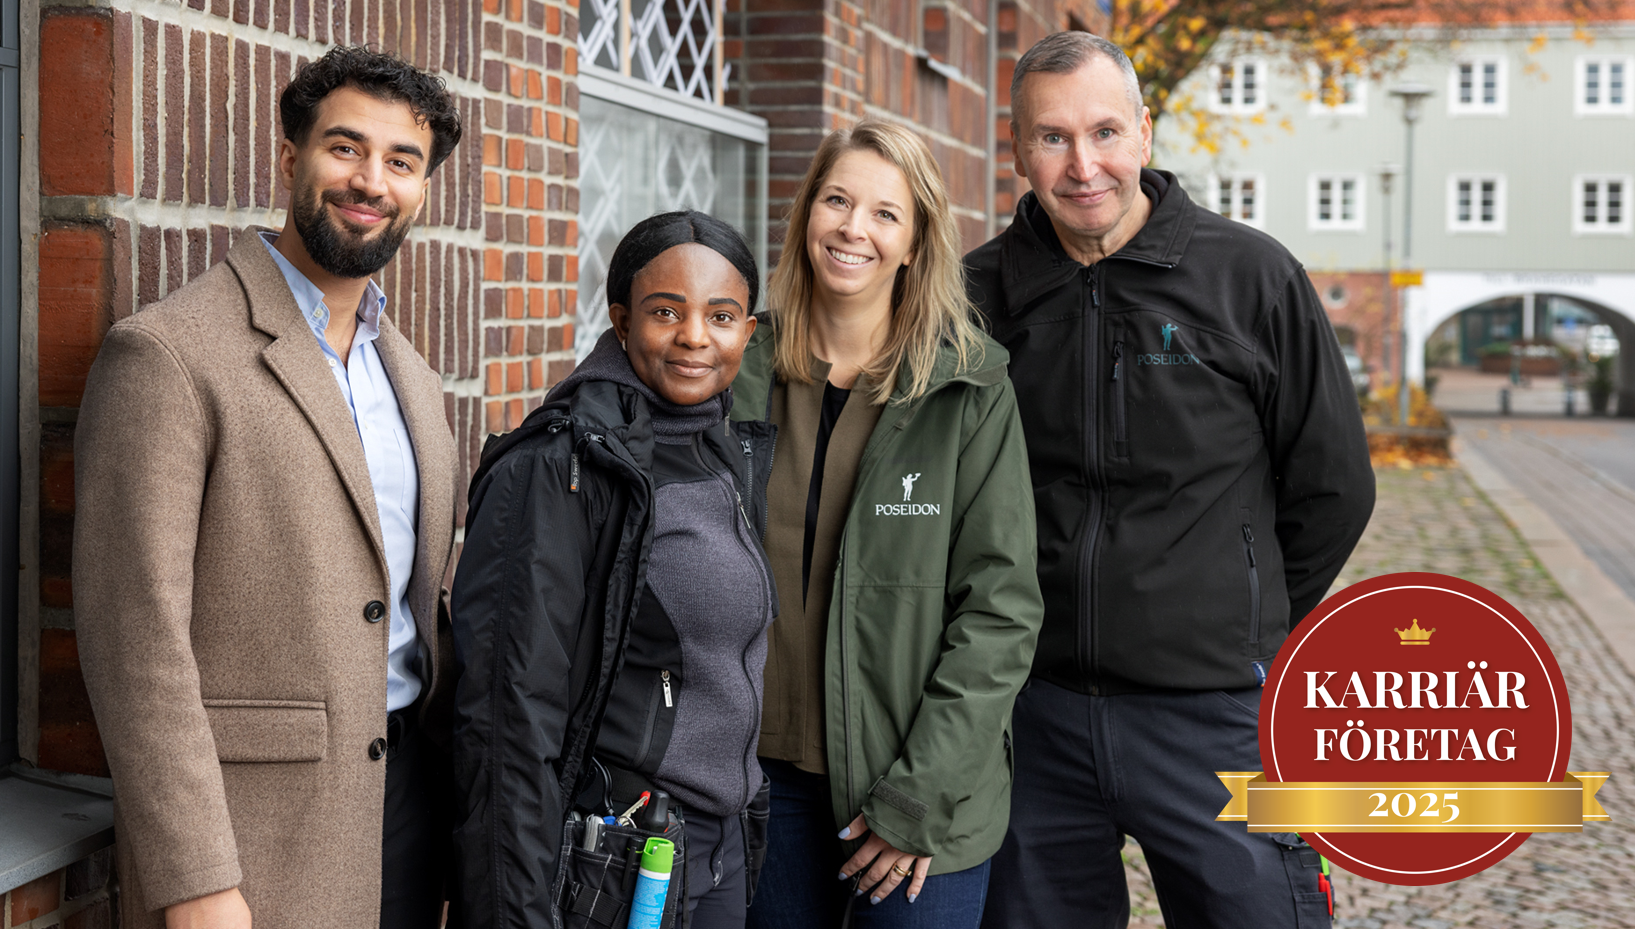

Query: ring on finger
[891,863,912,877]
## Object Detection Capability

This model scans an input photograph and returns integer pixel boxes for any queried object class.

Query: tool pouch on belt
[1268,832,1333,928]
[741,772,771,906]
[554,813,688,929]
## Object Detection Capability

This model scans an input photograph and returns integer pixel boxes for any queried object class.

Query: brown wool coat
[73,230,458,929]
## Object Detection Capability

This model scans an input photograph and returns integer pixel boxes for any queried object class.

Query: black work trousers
[981,680,1330,929]
[682,806,749,929]
[381,705,452,929]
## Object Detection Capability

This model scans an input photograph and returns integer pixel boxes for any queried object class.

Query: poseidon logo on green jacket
[876,472,940,516]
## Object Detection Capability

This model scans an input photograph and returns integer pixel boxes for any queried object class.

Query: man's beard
[290,182,414,279]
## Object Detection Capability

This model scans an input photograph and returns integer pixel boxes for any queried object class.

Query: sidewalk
[1433,366,1590,418]
[1118,464,1635,928]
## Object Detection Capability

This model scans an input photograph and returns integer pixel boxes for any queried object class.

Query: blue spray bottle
[626,837,675,929]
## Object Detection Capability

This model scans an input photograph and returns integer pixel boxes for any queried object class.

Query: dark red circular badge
[1261,572,1571,884]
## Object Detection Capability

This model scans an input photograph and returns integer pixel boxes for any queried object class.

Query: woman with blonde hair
[732,120,1043,928]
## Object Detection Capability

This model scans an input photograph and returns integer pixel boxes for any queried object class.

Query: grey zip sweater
[642,434,775,816]
[552,329,776,816]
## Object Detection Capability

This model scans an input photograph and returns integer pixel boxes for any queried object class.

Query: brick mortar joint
[123,0,488,100]
[68,192,495,242]
[859,27,990,94]
[40,196,115,224]
[933,6,989,29]
[858,109,989,157]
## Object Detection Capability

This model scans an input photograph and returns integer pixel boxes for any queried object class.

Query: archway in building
[1404,272,1635,416]
[1426,294,1619,368]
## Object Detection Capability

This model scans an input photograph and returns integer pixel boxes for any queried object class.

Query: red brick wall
[727,0,1102,261]
[3,848,115,929]
[1310,270,1392,388]
[993,0,1103,228]
[31,0,580,774]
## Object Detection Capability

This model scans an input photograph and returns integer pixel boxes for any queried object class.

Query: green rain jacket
[731,324,1044,873]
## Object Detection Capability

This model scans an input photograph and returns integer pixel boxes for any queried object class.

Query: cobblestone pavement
[1119,465,1635,928]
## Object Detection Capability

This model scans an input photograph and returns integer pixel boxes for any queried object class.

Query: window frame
[1445,173,1508,234]
[1306,63,1367,116]
[1307,172,1366,232]
[1575,55,1634,116]
[1447,56,1507,116]
[1208,57,1269,115]
[573,67,770,361]
[1572,173,1633,235]
[1208,172,1266,228]
[0,0,19,769]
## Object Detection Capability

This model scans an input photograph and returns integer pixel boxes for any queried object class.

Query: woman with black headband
[451,211,775,929]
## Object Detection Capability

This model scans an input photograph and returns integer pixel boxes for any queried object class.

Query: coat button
[364,600,387,623]
[369,737,388,760]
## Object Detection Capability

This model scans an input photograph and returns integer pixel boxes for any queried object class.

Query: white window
[1308,174,1365,231]
[1446,174,1506,233]
[1574,174,1632,234]
[1576,56,1633,115]
[1308,64,1366,115]
[1208,173,1265,227]
[1209,59,1268,114]
[1448,57,1506,115]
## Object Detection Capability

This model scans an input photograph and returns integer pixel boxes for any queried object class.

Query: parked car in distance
[1342,346,1371,398]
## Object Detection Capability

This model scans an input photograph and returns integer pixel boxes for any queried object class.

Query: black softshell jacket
[449,379,775,928]
[964,170,1375,695]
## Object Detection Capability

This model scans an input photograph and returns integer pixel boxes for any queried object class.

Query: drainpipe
[985,0,998,238]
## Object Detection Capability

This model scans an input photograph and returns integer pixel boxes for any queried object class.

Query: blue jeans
[746,759,990,929]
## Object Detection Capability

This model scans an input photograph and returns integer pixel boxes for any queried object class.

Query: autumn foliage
[1104,0,1628,153]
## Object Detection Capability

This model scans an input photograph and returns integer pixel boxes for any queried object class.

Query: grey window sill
[0,764,115,894]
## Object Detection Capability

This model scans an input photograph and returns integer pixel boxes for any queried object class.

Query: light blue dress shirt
[261,233,423,712]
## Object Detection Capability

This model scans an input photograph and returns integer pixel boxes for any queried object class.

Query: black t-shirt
[801,381,851,603]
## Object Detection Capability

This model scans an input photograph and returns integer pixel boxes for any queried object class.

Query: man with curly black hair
[75,46,463,929]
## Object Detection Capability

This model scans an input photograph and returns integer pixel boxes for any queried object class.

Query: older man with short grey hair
[966,31,1373,928]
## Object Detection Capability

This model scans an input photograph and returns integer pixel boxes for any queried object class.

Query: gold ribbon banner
[1215,772,1610,833]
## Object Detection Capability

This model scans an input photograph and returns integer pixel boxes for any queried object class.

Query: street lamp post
[1389,83,1433,432]
[1377,162,1399,405]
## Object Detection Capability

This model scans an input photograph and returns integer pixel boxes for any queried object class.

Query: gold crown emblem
[1395,618,1436,645]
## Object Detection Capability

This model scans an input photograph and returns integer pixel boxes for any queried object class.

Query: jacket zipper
[732,485,771,814]
[740,436,771,542]
[838,530,855,817]
[1079,265,1105,689]
[1243,524,1262,646]
[1111,341,1127,458]
[568,433,604,494]
[633,670,669,768]
[567,435,609,733]
[699,435,773,814]
[763,434,775,541]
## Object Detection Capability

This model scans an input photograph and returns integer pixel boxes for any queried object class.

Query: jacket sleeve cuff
[861,778,938,858]
[140,860,244,912]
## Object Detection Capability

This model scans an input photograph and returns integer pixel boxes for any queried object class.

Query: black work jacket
[964,170,1375,695]
[449,379,775,928]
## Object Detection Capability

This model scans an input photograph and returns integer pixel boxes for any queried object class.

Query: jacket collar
[227,228,387,566]
[732,322,778,422]
[471,376,658,497]
[734,315,1010,412]
[997,168,1194,316]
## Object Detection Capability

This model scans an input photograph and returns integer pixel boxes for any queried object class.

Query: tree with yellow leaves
[1105,0,1617,154]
